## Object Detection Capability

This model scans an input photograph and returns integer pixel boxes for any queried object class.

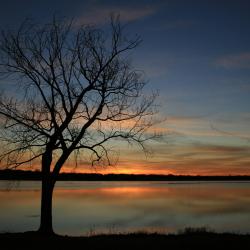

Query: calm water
[0,181,250,235]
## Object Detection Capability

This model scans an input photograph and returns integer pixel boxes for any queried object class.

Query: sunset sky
[0,0,250,175]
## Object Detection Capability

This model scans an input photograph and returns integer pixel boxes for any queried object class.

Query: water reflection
[0,181,250,235]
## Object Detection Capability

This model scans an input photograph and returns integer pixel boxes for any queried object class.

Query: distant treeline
[0,169,250,181]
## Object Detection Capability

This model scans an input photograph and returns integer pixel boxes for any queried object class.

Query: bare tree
[0,16,157,234]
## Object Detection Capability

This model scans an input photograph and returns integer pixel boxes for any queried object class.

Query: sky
[0,0,250,175]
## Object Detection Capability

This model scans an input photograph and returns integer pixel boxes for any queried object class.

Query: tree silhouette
[0,16,157,234]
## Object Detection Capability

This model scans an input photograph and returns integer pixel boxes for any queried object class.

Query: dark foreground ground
[1,231,250,250]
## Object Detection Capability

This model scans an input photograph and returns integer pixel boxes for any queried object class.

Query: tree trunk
[38,151,54,235]
[38,177,54,234]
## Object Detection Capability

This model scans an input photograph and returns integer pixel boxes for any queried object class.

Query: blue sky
[0,0,250,174]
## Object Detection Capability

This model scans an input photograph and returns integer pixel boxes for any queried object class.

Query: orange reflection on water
[53,182,250,216]
[53,182,250,199]
[1,181,250,235]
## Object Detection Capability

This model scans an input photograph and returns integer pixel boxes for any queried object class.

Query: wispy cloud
[190,143,250,155]
[215,52,250,69]
[74,5,158,26]
[164,114,250,142]
[167,115,205,126]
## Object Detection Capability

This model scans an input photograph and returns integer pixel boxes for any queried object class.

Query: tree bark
[38,151,54,235]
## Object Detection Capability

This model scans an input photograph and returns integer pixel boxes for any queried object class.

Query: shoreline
[1,169,250,181]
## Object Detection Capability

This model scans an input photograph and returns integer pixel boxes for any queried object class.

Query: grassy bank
[1,230,250,250]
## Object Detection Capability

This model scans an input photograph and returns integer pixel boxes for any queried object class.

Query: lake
[0,181,250,236]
